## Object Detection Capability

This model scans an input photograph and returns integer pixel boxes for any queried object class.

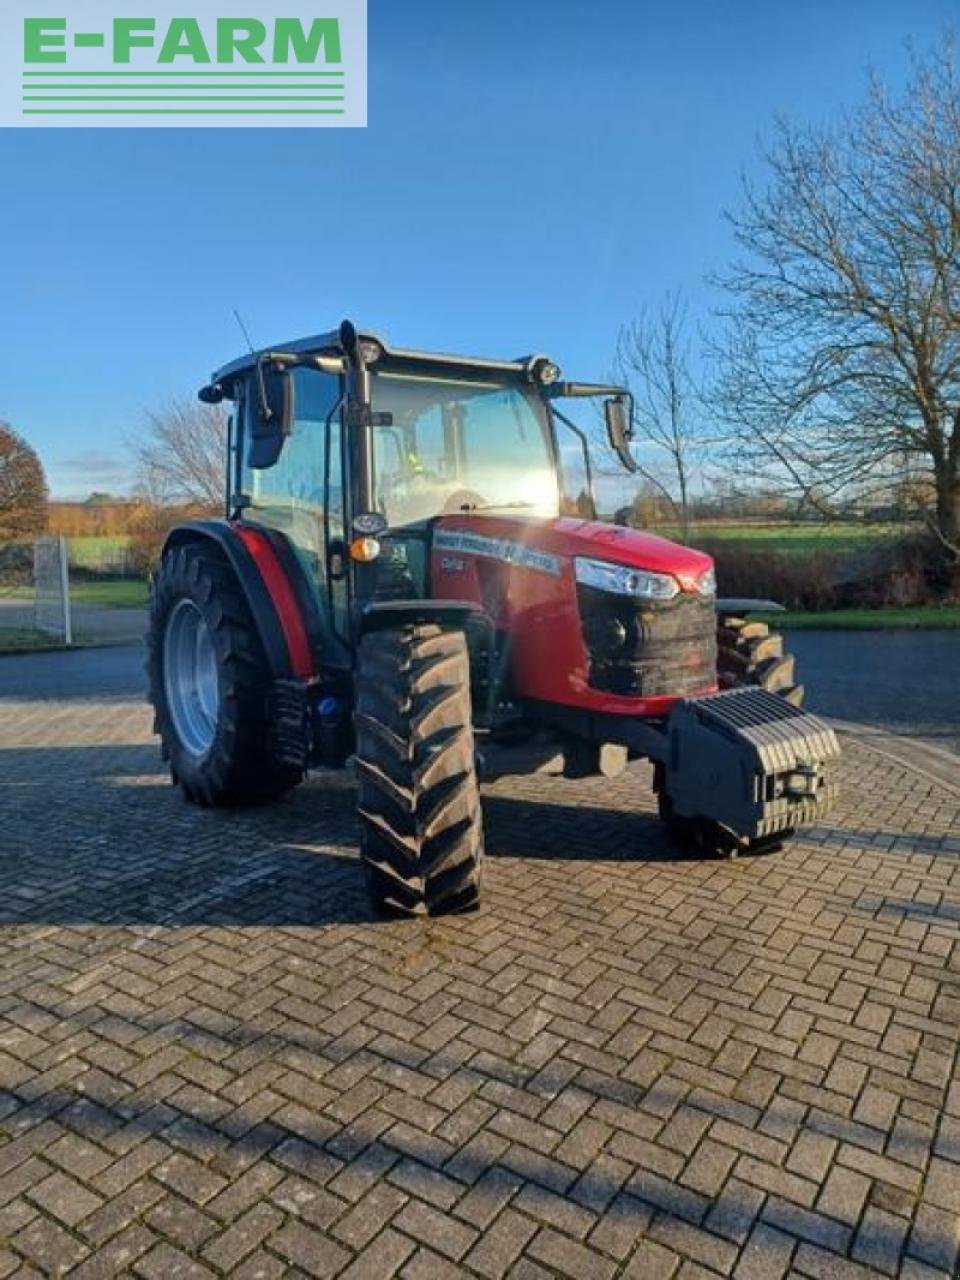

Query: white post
[59,534,72,647]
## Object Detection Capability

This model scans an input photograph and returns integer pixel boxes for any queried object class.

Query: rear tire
[354,625,483,917]
[717,616,804,706]
[148,542,303,806]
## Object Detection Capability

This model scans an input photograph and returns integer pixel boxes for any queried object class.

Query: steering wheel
[440,489,486,515]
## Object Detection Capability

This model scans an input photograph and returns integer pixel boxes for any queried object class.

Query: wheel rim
[162,599,219,757]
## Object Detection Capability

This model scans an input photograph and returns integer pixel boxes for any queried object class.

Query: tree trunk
[677,467,690,543]
[934,465,960,562]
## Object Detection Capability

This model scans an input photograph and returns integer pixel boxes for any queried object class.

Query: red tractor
[148,322,839,915]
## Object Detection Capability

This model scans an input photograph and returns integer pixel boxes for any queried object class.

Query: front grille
[577,586,717,698]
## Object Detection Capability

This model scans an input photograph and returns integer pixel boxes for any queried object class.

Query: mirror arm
[254,356,273,424]
[612,437,638,474]
[546,381,630,400]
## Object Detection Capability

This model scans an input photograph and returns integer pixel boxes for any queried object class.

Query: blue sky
[0,0,955,497]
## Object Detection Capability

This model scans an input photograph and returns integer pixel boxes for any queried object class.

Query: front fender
[360,599,487,634]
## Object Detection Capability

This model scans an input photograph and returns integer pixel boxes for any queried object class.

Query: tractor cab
[204,323,627,664]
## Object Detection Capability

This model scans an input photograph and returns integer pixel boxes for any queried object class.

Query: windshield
[370,372,558,526]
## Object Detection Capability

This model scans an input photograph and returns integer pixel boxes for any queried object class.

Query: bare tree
[716,36,960,562]
[0,422,48,540]
[615,293,705,538]
[133,401,228,511]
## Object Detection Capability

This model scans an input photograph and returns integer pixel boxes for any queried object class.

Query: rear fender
[162,520,321,680]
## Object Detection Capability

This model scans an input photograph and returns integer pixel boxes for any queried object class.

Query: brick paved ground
[0,688,959,1278]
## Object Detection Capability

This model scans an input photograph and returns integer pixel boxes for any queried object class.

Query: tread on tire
[717,615,805,706]
[354,624,483,917]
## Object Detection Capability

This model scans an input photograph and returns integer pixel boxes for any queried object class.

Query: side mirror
[248,362,295,469]
[604,395,637,473]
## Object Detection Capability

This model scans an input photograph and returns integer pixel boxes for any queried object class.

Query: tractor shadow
[0,743,697,928]
[481,790,680,864]
[9,736,954,931]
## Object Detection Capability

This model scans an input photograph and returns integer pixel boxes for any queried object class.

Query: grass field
[0,629,63,653]
[655,521,911,556]
[756,605,960,629]
[71,579,149,608]
[1,579,148,608]
[67,535,133,570]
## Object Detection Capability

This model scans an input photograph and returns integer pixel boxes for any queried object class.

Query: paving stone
[68,1224,157,1279]
[905,1203,960,1272]
[680,1138,738,1197]
[464,1209,538,1279]
[513,1181,596,1239]
[454,1166,523,1229]
[400,1246,464,1280]
[12,1215,89,1273]
[527,1226,617,1279]
[328,1181,405,1250]
[705,1177,766,1245]
[649,1213,739,1274]
[268,1221,352,1276]
[392,1200,478,1261]
[25,1170,103,1227]
[815,1167,871,1227]
[761,1195,852,1253]
[337,1227,416,1279]
[621,1239,681,1278]
[201,1204,284,1271]
[851,1205,908,1275]
[921,1156,960,1213]
[145,1196,218,1252]
[733,1222,795,1279]
[133,1240,216,1278]
[785,1133,837,1185]
[229,1251,287,1280]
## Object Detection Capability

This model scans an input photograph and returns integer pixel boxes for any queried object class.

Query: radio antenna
[233,309,272,420]
[233,308,257,355]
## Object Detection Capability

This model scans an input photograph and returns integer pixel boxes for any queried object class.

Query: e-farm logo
[1,1,366,126]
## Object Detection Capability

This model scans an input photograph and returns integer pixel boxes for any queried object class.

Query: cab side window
[240,367,343,584]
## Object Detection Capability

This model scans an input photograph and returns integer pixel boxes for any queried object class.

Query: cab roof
[212,327,552,388]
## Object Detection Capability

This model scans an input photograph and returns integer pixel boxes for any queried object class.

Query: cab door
[236,365,350,660]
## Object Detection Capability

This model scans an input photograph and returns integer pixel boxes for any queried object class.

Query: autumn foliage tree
[0,423,48,540]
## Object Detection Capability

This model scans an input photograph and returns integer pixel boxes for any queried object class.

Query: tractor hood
[434,514,715,595]
[550,518,713,589]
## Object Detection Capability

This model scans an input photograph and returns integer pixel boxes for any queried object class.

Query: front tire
[354,625,483,916]
[717,616,804,706]
[148,542,303,806]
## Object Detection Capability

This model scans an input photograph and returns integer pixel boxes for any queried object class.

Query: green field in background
[0,629,63,652]
[71,579,149,607]
[2,579,148,608]
[67,535,133,567]
[653,522,911,556]
[757,605,960,629]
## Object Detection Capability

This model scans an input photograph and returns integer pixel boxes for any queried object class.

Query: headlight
[574,557,679,601]
[697,566,716,596]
